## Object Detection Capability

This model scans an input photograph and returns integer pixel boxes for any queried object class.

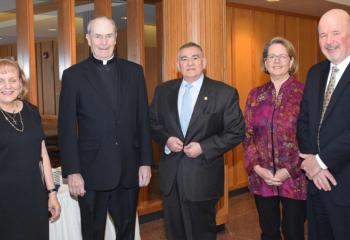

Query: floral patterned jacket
[243,76,307,200]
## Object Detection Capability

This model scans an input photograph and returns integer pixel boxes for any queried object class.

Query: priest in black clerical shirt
[58,16,153,240]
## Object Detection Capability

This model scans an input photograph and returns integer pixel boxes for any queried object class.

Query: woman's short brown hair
[261,37,298,75]
[0,58,28,99]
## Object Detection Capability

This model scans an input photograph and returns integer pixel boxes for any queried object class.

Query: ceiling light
[266,0,280,2]
[48,28,56,31]
[324,0,350,6]
[120,16,127,20]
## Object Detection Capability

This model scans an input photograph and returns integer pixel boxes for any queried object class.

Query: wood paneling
[155,1,163,86]
[226,3,320,192]
[35,40,60,115]
[16,0,37,105]
[127,0,145,65]
[145,47,159,102]
[0,44,17,59]
[298,18,318,82]
[57,0,76,79]
[35,43,44,113]
[163,0,226,81]
[53,41,60,113]
[94,0,112,18]
[116,28,128,59]
[42,41,56,114]
[76,42,90,63]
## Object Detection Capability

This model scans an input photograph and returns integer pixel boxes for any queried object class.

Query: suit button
[115,141,119,146]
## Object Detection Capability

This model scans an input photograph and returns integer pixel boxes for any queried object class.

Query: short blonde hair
[261,37,298,75]
[0,58,28,99]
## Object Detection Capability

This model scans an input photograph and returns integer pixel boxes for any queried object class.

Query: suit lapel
[167,80,183,138]
[323,62,350,121]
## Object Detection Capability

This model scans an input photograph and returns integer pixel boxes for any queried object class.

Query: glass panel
[33,0,59,165]
[75,0,94,63]
[112,1,127,59]
[34,1,58,115]
[144,3,162,201]
[0,1,17,58]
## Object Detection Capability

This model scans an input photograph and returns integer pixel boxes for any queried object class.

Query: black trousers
[163,176,219,240]
[307,191,350,240]
[254,195,306,240]
[78,185,138,240]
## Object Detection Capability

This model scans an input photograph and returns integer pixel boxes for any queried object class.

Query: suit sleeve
[200,87,245,164]
[58,70,80,177]
[149,85,171,148]
[319,132,350,175]
[136,66,153,166]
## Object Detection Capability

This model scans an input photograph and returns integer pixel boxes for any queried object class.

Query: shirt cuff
[316,154,327,169]
[164,145,171,155]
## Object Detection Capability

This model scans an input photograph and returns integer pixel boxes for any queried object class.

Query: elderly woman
[243,37,307,240]
[0,58,60,239]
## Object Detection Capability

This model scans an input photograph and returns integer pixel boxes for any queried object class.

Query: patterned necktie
[180,84,193,136]
[317,66,339,149]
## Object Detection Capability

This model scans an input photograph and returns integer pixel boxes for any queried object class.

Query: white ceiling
[228,0,350,17]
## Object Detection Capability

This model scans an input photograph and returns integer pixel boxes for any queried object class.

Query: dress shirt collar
[330,54,350,74]
[325,54,350,89]
[180,74,204,90]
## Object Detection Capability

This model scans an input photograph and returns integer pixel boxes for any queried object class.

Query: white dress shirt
[164,74,204,154]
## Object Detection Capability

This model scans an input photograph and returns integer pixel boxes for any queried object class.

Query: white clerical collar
[93,55,115,65]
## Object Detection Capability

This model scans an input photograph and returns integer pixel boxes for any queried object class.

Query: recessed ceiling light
[48,28,56,31]
[266,0,280,2]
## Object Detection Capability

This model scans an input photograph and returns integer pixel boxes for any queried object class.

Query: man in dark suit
[150,42,245,240]
[58,16,152,240]
[298,9,350,240]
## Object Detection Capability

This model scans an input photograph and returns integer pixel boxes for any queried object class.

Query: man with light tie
[298,9,350,240]
[150,42,245,240]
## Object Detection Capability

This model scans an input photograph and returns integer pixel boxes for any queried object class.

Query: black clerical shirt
[91,56,118,109]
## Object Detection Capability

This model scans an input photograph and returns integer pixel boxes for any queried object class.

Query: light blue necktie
[180,84,193,136]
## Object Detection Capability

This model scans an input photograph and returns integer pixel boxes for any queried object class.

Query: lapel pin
[204,96,208,101]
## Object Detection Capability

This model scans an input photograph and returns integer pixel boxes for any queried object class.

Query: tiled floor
[140,192,261,240]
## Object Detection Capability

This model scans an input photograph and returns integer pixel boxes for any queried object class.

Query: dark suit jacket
[58,57,153,191]
[150,77,245,201]
[298,59,350,206]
